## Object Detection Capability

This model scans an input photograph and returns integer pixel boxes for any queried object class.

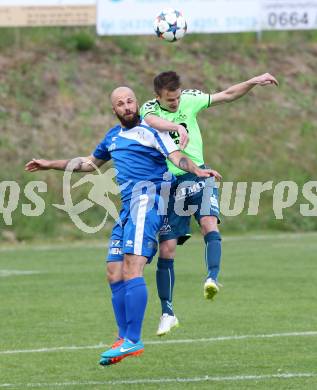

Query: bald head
[110,86,136,106]
[111,86,140,128]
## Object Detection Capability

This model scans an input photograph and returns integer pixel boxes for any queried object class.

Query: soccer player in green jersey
[140,71,278,336]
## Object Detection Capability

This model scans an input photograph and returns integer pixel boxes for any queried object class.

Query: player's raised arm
[25,155,106,173]
[168,150,222,179]
[144,115,188,150]
[211,73,278,105]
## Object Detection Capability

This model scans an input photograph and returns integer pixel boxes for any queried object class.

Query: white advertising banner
[97,0,317,35]
[1,0,316,31]
[97,0,261,36]
[262,0,317,30]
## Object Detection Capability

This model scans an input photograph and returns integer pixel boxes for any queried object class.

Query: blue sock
[110,280,127,339]
[124,277,148,343]
[204,231,222,281]
[156,258,175,315]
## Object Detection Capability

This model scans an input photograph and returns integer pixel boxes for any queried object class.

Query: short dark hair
[154,71,181,95]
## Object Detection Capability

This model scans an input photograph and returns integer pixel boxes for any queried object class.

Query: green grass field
[1,233,317,389]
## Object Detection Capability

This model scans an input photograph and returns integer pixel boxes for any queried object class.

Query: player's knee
[106,268,117,283]
[123,262,134,280]
[122,255,145,280]
[200,216,219,236]
[159,239,176,258]
[107,262,123,283]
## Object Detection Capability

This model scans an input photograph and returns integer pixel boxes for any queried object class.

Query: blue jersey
[93,120,178,201]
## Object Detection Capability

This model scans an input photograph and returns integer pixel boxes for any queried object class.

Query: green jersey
[140,89,211,176]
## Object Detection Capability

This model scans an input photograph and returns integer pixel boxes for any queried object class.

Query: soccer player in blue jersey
[25,86,221,366]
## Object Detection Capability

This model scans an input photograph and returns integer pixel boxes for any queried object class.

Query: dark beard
[116,112,140,129]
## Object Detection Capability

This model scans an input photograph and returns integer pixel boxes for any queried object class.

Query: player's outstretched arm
[211,73,278,105]
[144,114,188,150]
[168,151,222,179]
[25,156,106,173]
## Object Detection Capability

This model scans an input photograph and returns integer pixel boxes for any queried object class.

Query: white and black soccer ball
[154,8,187,42]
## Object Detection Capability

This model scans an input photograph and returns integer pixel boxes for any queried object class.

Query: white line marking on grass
[0,372,316,387]
[1,331,316,355]
[0,343,106,355]
[1,232,317,252]
[0,270,42,277]
[145,331,317,345]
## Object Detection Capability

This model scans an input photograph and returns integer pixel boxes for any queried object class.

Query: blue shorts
[159,167,220,245]
[107,193,164,263]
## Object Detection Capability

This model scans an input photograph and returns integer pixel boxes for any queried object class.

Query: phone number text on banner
[262,0,317,30]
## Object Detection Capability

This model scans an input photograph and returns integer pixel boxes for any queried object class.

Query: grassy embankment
[0,28,316,241]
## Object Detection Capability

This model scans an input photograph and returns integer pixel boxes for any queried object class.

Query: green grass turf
[0,233,317,389]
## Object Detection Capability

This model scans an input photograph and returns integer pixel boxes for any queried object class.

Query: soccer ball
[154,8,187,42]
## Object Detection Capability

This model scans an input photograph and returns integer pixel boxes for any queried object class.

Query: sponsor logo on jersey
[159,217,172,233]
[175,113,187,121]
[175,180,205,200]
[108,143,116,151]
[126,240,134,247]
[110,247,123,255]
[137,131,146,140]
